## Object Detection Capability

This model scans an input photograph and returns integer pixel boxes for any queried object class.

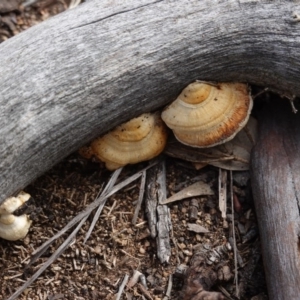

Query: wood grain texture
[251,99,300,299]
[1,0,300,202]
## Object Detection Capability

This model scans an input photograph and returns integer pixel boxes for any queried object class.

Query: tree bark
[251,98,300,299]
[1,0,300,202]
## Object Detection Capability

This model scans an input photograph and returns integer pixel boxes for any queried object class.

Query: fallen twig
[137,283,153,300]
[156,160,171,263]
[145,159,172,263]
[115,274,129,300]
[163,274,173,300]
[145,164,159,238]
[132,170,146,225]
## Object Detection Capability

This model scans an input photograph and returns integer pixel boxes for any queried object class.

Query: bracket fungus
[161,81,253,148]
[0,191,32,241]
[165,116,258,171]
[80,81,254,171]
[90,113,168,170]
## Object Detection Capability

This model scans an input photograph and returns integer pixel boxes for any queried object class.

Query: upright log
[1,0,300,202]
[251,99,300,299]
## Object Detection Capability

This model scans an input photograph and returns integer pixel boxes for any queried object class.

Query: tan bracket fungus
[80,81,253,171]
[0,191,32,241]
[161,81,253,148]
[90,113,168,170]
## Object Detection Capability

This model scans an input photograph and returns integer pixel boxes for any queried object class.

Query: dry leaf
[160,181,214,205]
[193,162,208,170]
[187,223,210,233]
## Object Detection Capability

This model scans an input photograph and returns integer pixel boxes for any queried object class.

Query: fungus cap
[0,191,31,241]
[0,191,30,214]
[91,113,168,170]
[161,82,253,148]
[0,214,32,241]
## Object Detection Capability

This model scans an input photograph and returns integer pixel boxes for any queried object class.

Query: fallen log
[251,98,300,299]
[1,0,300,204]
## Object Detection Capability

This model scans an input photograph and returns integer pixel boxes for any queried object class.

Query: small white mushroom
[0,191,32,241]
[0,214,31,241]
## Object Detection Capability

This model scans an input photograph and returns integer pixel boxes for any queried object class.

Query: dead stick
[132,170,146,225]
[163,274,173,300]
[116,274,129,300]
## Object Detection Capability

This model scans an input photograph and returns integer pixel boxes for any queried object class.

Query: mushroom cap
[91,113,168,170]
[0,191,31,214]
[161,82,253,148]
[0,191,32,241]
[0,214,31,241]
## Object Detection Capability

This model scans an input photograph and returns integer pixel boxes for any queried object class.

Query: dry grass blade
[163,274,173,300]
[84,167,123,243]
[7,215,88,300]
[26,162,157,269]
[115,274,129,300]
[132,170,146,225]
[7,163,157,299]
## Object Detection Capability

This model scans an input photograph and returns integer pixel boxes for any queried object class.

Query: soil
[0,1,268,299]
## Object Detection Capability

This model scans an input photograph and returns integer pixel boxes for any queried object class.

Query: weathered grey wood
[155,160,171,264]
[1,0,300,202]
[145,165,158,238]
[145,159,171,263]
[251,98,300,299]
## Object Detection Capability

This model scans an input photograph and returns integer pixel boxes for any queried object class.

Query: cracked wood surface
[251,98,300,299]
[145,160,171,263]
[1,0,300,202]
